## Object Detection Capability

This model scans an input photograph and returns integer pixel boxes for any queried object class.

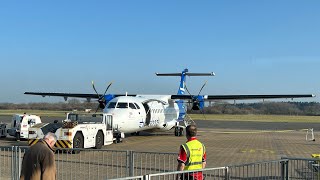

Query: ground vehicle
[28,113,123,150]
[7,114,42,140]
[0,123,7,137]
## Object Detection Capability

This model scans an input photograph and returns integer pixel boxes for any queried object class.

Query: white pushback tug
[28,112,123,150]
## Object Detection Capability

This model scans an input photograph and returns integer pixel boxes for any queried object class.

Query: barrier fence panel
[284,157,320,179]
[55,148,129,180]
[146,167,228,180]
[131,151,177,177]
[16,147,28,180]
[228,159,288,180]
[0,146,14,180]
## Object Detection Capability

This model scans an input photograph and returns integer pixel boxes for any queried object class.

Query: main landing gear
[174,126,184,137]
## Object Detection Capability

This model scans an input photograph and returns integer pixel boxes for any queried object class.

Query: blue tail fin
[156,68,215,121]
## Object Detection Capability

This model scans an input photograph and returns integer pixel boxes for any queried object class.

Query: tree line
[0,100,319,116]
[194,101,320,116]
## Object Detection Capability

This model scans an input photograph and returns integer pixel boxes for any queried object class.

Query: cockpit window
[129,103,136,109]
[68,114,78,121]
[116,102,128,108]
[134,103,140,109]
[107,102,116,108]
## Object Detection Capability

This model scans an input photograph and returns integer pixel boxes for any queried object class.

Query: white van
[7,114,42,140]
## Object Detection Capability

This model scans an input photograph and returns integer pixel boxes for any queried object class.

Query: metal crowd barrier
[2,145,320,180]
[132,151,177,176]
[0,146,14,180]
[228,159,288,179]
[285,157,320,179]
[0,146,177,180]
[145,167,228,180]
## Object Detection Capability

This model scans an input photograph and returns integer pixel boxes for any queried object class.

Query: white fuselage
[103,95,180,134]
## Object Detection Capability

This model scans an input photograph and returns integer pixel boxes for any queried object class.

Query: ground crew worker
[176,124,206,180]
[20,132,57,180]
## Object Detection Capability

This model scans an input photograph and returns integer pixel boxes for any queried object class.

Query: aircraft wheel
[73,132,83,154]
[179,128,184,136]
[174,127,183,137]
[174,127,179,136]
[94,131,104,149]
[114,133,122,143]
[131,132,140,136]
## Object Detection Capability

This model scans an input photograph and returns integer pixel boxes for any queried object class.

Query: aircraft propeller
[91,81,113,112]
[185,81,207,119]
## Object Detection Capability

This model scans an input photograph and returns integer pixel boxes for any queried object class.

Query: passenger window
[107,102,116,108]
[134,103,140,109]
[129,103,136,109]
[117,103,128,108]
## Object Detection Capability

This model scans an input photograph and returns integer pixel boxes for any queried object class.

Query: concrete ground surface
[1,115,320,168]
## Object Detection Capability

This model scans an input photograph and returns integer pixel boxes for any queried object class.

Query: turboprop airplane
[25,68,315,136]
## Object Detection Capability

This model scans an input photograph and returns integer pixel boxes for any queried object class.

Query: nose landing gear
[174,126,184,136]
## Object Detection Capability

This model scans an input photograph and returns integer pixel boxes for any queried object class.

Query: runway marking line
[241,149,275,154]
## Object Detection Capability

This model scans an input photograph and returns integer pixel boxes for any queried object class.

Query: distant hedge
[193,102,320,116]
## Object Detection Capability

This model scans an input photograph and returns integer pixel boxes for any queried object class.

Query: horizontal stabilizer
[156,72,215,76]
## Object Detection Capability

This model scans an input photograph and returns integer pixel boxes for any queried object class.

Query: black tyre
[94,131,104,149]
[116,134,122,143]
[174,127,183,137]
[131,132,140,136]
[114,133,122,144]
[174,127,179,136]
[179,128,184,136]
[73,132,84,154]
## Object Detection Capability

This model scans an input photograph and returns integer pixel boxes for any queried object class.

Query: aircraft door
[143,103,151,125]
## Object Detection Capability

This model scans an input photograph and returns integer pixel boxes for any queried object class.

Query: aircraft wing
[24,92,136,100]
[170,94,316,100]
[25,92,315,101]
[25,92,100,99]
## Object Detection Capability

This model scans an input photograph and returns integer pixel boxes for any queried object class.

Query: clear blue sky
[0,1,319,103]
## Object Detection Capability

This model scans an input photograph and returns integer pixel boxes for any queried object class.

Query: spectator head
[186,124,197,138]
[43,132,57,148]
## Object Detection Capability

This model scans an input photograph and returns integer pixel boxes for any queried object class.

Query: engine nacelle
[192,95,205,110]
[160,121,176,131]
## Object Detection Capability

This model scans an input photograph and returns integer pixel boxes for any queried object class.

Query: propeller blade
[94,104,100,113]
[91,81,100,98]
[184,84,193,96]
[102,82,113,97]
[198,81,207,96]
[198,104,206,120]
